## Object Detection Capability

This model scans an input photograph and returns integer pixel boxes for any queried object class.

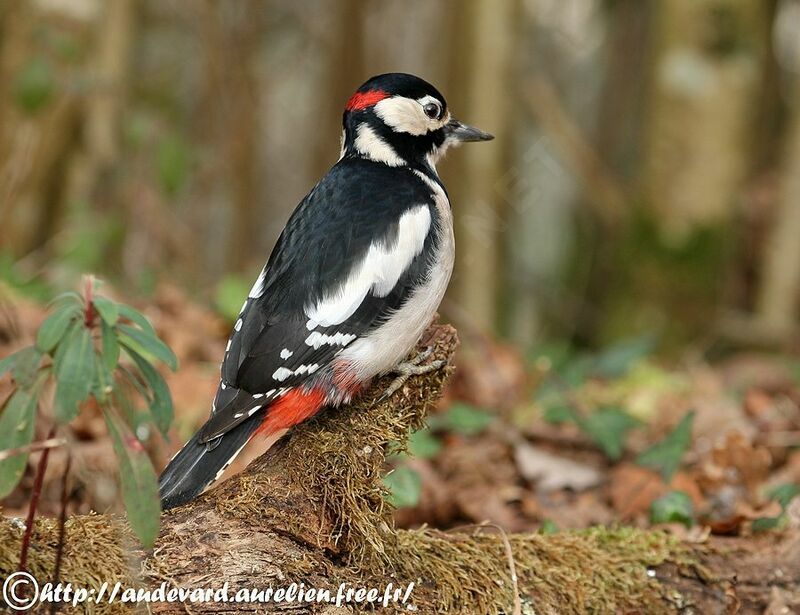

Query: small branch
[0,437,66,462]
[51,450,71,592]
[19,425,56,573]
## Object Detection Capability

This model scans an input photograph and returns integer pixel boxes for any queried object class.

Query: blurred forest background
[3,0,800,351]
[4,0,800,562]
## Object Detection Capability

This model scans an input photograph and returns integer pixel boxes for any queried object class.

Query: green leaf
[592,334,656,378]
[408,429,442,459]
[126,347,173,437]
[104,409,160,547]
[539,519,559,535]
[0,386,40,497]
[117,324,177,371]
[92,296,119,325]
[11,347,42,389]
[429,403,494,436]
[767,483,800,510]
[636,411,695,481]
[54,326,94,423]
[0,349,22,379]
[100,319,120,375]
[36,305,80,353]
[117,304,156,337]
[14,56,54,114]
[156,134,190,197]
[383,465,422,509]
[48,291,82,309]
[650,491,694,527]
[578,407,640,460]
[542,404,576,424]
[752,515,785,532]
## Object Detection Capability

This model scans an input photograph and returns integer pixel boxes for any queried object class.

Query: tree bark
[1,324,799,614]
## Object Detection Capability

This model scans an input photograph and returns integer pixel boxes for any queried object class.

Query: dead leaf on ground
[514,440,602,492]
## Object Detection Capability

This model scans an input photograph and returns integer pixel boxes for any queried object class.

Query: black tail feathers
[158,416,260,510]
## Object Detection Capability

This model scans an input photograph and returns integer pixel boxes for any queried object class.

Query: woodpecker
[158,73,493,509]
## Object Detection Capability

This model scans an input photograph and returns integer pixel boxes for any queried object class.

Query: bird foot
[379,347,445,401]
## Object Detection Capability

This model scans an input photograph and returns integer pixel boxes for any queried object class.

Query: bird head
[341,73,493,169]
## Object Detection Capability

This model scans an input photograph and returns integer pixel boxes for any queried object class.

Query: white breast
[340,171,454,380]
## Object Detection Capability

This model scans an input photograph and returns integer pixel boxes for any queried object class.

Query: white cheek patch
[375,97,429,136]
[354,124,405,167]
[305,205,432,328]
[374,96,449,136]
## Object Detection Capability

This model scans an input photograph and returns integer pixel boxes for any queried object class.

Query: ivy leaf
[650,491,694,527]
[429,403,494,436]
[591,334,656,379]
[578,407,640,460]
[767,483,800,510]
[54,326,94,423]
[126,347,173,437]
[408,429,442,459]
[636,411,695,481]
[383,466,422,509]
[104,409,160,547]
[117,324,177,371]
[92,296,119,325]
[0,386,40,497]
[36,304,81,353]
[11,347,43,389]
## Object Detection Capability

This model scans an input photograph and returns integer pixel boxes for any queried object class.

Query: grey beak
[446,118,494,142]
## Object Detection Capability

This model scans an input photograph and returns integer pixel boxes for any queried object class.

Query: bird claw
[379,347,444,401]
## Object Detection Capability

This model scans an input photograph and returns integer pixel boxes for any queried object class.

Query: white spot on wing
[305,331,356,349]
[234,319,242,331]
[305,206,431,327]
[280,348,293,359]
[273,367,293,382]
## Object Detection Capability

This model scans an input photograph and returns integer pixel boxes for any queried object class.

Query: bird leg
[380,347,445,400]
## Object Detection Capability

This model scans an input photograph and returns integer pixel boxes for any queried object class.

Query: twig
[19,425,56,573]
[0,437,66,462]
[50,451,71,615]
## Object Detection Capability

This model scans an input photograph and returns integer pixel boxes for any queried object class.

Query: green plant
[0,276,177,547]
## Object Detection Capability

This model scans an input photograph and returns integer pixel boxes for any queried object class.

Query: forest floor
[1,283,799,612]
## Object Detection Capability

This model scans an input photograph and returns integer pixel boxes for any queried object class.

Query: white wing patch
[280,348,294,359]
[305,206,431,329]
[248,268,267,298]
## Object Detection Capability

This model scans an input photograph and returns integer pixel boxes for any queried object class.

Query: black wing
[196,159,438,442]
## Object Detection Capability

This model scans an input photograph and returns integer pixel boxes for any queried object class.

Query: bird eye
[423,102,442,120]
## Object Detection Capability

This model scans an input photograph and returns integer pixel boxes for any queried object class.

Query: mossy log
[2,324,799,614]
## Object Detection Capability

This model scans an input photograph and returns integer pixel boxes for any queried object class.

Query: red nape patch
[256,387,326,437]
[345,89,389,111]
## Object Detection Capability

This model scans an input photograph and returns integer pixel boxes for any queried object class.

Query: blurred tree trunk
[448,0,515,335]
[755,101,800,334]
[0,1,93,256]
[196,0,262,272]
[642,0,768,242]
[311,0,364,179]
